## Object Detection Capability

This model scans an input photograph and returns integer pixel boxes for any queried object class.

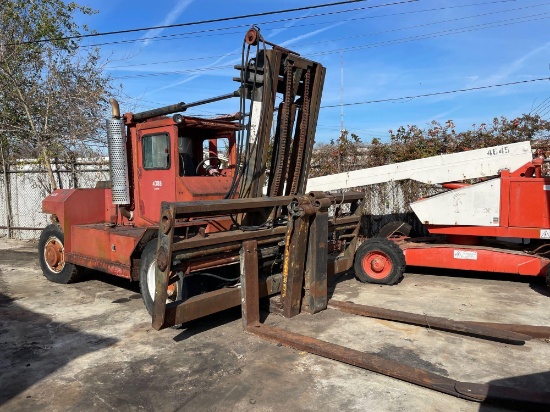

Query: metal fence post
[0,147,13,238]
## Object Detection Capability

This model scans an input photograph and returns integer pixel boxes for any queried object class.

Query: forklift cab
[133,116,238,224]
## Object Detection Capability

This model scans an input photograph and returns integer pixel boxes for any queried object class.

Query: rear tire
[38,224,81,284]
[354,238,405,285]
[377,221,413,238]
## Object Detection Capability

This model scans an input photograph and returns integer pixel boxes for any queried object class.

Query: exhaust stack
[106,98,131,206]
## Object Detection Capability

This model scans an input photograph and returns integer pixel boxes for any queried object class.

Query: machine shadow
[81,268,140,293]
[0,292,117,406]
[478,371,550,412]
[172,306,242,342]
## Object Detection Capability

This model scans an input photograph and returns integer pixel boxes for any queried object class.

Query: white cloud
[140,0,195,47]
[472,41,550,86]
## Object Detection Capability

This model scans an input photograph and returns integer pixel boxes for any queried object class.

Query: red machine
[38,27,334,315]
[352,154,550,286]
[37,28,550,406]
[404,159,550,276]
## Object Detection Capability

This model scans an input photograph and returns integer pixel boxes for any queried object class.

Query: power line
[111,13,549,80]
[321,78,550,108]
[133,78,550,117]
[301,2,550,47]
[91,0,516,50]
[531,97,550,115]
[311,13,550,57]
[116,65,233,80]
[14,0,384,45]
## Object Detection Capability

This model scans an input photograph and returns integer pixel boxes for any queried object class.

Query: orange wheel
[362,251,393,280]
[38,224,81,284]
[354,238,405,285]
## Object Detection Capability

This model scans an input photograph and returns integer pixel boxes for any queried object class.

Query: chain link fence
[0,157,443,241]
[360,180,444,237]
[0,158,109,240]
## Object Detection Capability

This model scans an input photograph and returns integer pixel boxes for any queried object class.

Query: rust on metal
[328,300,531,345]
[454,381,550,404]
[237,222,550,407]
[44,237,65,273]
[248,324,550,406]
[461,321,550,339]
[240,240,260,329]
[169,196,294,217]
[302,193,330,314]
[244,27,260,46]
[66,251,132,279]
[155,273,281,330]
[160,210,172,235]
[153,204,175,330]
[281,196,316,318]
[156,246,168,272]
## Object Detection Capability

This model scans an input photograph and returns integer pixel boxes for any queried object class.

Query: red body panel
[67,225,148,279]
[127,116,237,227]
[176,176,233,200]
[402,243,550,277]
[135,124,177,224]
[42,188,114,252]
[508,180,550,228]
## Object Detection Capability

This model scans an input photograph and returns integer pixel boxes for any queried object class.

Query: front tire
[354,238,405,285]
[38,224,81,284]
[139,241,211,315]
[139,241,158,315]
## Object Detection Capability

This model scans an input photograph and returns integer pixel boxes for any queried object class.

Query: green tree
[310,113,550,177]
[386,114,550,163]
[310,130,363,177]
[0,0,114,190]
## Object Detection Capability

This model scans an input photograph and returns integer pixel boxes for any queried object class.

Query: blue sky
[77,0,550,144]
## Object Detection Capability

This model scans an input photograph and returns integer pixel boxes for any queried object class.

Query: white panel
[453,250,478,260]
[249,102,263,145]
[307,141,531,192]
[411,179,501,226]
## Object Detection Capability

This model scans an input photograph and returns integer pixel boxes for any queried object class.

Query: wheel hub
[362,251,392,279]
[44,237,65,273]
[370,257,386,273]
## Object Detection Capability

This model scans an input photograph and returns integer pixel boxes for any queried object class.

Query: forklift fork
[152,194,550,406]
[239,200,550,407]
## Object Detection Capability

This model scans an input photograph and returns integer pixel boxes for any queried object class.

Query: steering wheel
[196,156,221,175]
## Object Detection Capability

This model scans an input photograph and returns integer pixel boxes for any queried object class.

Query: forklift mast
[235,28,326,200]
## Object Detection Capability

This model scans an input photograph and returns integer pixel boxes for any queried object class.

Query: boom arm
[307,141,532,192]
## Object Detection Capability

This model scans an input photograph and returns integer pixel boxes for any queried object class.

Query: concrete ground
[1,239,549,412]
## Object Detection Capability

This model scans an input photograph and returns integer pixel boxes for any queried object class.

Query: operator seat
[180,153,196,176]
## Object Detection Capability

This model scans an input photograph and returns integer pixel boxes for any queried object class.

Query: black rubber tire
[354,237,406,285]
[139,240,157,315]
[376,221,413,238]
[139,240,213,315]
[546,266,550,290]
[38,224,81,284]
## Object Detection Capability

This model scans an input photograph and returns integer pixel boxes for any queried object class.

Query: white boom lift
[308,141,550,286]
